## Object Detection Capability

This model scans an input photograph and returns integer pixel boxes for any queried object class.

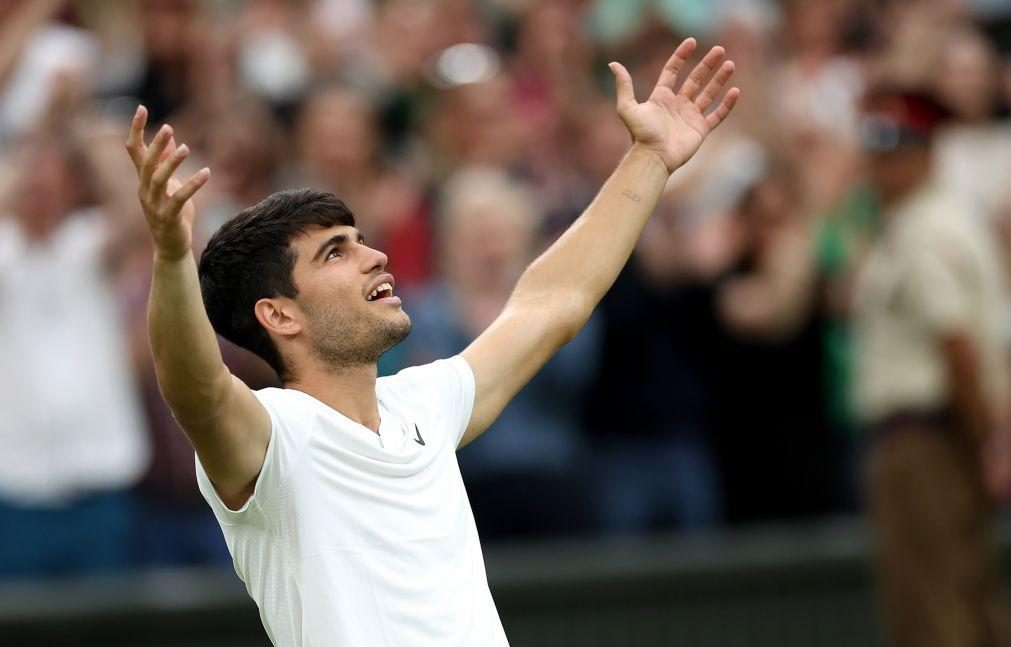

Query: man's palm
[611,39,738,174]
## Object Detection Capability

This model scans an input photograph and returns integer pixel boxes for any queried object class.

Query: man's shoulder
[253,385,305,406]
[378,357,476,417]
[379,356,473,391]
[250,387,331,428]
[894,189,982,251]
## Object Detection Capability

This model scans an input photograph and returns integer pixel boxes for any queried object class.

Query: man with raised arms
[126,38,737,646]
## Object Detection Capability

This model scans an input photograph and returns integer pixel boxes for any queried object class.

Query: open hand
[125,106,210,261]
[610,38,739,174]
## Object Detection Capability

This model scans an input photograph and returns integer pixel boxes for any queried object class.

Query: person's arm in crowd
[83,117,169,271]
[942,333,995,442]
[460,38,738,446]
[0,0,62,89]
[126,106,270,510]
[718,224,818,340]
[41,103,158,273]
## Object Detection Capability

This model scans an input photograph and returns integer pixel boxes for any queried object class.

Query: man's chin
[390,316,412,346]
[374,312,412,351]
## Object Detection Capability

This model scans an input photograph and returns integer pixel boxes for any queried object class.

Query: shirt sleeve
[194,388,305,525]
[441,355,477,446]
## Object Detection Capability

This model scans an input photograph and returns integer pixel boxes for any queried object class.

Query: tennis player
[127,37,737,646]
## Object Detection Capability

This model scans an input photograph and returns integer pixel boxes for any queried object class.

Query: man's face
[287,225,412,369]
[867,145,930,205]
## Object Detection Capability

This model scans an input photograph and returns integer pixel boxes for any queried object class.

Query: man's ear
[254,297,302,340]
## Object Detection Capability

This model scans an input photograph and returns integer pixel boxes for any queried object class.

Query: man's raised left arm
[459,37,738,445]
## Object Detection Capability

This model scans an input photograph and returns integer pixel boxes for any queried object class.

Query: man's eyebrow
[310,231,365,263]
[312,233,347,263]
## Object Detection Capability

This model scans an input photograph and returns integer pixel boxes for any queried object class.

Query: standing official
[855,87,1010,647]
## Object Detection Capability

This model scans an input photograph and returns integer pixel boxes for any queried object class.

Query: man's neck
[285,363,382,433]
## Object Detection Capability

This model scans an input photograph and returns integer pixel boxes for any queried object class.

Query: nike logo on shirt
[413,424,425,446]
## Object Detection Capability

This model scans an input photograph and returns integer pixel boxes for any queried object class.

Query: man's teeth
[368,282,394,301]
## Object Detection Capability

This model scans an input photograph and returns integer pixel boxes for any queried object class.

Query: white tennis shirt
[196,356,509,646]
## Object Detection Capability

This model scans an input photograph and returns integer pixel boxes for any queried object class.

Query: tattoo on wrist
[622,189,642,202]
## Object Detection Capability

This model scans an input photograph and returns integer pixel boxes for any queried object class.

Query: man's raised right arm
[127,106,270,509]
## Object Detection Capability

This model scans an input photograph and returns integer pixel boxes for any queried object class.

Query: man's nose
[361,244,389,273]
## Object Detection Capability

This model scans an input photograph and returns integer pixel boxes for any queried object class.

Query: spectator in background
[773,0,864,148]
[809,159,880,510]
[510,1,594,146]
[119,0,205,125]
[932,25,1011,227]
[583,197,724,533]
[0,132,149,577]
[425,75,528,176]
[394,167,599,540]
[93,0,233,141]
[709,0,779,142]
[856,87,1010,647]
[232,0,314,113]
[198,99,288,239]
[507,1,597,225]
[709,164,847,523]
[294,86,433,288]
[0,0,97,144]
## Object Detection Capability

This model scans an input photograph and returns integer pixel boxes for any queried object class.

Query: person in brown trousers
[854,87,1011,647]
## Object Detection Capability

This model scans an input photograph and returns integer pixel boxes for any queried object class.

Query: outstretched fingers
[694,60,735,112]
[656,38,697,89]
[678,46,725,100]
[125,105,148,170]
[705,87,740,131]
[140,123,174,187]
[168,167,211,212]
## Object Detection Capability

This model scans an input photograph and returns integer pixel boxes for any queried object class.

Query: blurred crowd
[2,0,1011,580]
